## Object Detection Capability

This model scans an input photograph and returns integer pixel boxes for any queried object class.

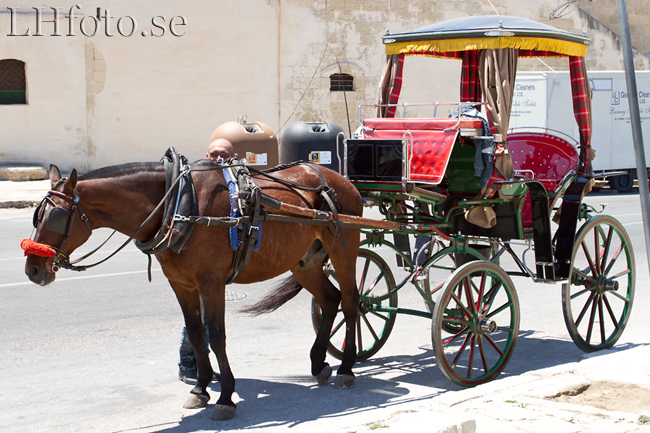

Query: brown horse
[23,159,362,420]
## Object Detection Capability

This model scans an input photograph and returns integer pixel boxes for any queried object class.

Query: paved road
[1,189,648,432]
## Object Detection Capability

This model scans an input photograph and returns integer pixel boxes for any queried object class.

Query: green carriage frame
[309,16,636,387]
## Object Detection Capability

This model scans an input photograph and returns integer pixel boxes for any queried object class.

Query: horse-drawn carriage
[22,15,635,419]
[310,15,635,387]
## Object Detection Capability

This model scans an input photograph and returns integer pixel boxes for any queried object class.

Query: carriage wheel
[562,215,635,352]
[432,261,519,387]
[420,244,488,315]
[311,248,397,362]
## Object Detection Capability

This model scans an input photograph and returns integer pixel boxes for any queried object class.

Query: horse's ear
[64,169,78,193]
[49,164,62,188]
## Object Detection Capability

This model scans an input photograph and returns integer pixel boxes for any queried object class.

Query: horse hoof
[315,365,333,385]
[211,404,237,420]
[183,393,209,409]
[333,374,355,389]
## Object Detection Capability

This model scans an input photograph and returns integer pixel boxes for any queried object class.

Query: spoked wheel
[432,261,519,387]
[311,248,397,361]
[562,215,635,352]
[420,244,489,314]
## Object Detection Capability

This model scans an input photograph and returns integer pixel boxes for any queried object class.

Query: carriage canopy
[377,15,593,174]
[382,15,590,58]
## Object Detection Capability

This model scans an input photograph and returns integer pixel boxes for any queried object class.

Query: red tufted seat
[363,117,484,131]
[362,118,483,184]
[507,131,580,232]
[507,132,579,191]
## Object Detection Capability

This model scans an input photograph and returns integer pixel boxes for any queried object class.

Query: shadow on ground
[138,331,641,432]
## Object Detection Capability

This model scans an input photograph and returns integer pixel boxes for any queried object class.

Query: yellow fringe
[385,36,587,57]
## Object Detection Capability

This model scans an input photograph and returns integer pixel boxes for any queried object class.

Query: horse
[23,158,362,420]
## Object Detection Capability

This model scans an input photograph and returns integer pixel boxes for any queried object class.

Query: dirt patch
[550,381,650,413]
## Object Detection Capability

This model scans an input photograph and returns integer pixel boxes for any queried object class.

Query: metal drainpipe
[616,0,650,277]
[277,0,283,141]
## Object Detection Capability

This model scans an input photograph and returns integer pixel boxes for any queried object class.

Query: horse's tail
[240,275,303,316]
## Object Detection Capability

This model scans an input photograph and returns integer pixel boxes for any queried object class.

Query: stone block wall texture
[3,0,650,169]
[279,0,650,131]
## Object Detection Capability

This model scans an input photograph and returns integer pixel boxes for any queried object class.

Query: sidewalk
[4,176,650,432]
[0,164,49,208]
[0,164,50,209]
[0,178,49,208]
[356,345,650,433]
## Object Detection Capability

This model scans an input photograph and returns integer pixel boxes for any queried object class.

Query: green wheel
[420,244,489,314]
[432,261,519,387]
[562,215,635,352]
[311,248,397,361]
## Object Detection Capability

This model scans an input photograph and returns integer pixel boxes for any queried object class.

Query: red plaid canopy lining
[377,52,592,174]
[461,50,482,103]
[384,54,404,118]
[569,56,592,173]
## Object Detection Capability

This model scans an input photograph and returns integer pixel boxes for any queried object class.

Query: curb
[0,200,39,209]
[0,166,47,181]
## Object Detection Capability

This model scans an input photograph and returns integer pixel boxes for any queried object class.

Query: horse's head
[23,165,93,285]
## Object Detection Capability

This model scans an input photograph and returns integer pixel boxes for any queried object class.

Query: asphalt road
[1,189,649,432]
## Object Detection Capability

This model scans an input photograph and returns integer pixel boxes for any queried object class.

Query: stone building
[0,0,648,172]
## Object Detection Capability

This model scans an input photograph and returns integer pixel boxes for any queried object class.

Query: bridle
[24,171,190,273]
[29,180,93,272]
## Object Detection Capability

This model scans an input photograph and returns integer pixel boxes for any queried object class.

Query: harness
[135,147,197,254]
[24,148,198,275]
[222,162,264,284]
[219,161,345,284]
[24,148,348,285]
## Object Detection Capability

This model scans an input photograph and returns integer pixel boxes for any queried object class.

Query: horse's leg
[199,280,237,420]
[170,283,213,409]
[292,264,341,385]
[328,240,360,389]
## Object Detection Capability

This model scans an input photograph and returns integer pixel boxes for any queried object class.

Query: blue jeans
[178,323,210,371]
[474,137,495,188]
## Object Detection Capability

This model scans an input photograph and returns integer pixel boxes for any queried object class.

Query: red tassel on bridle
[20,239,57,257]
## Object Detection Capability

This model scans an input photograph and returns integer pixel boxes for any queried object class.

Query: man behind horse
[177,137,234,385]
[207,138,235,163]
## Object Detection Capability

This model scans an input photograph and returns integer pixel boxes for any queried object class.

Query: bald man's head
[207,138,234,162]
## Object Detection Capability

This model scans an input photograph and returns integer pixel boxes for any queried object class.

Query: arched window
[0,59,27,104]
[330,73,354,92]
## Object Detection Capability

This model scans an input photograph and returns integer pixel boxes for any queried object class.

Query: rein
[24,172,186,272]
[59,172,185,272]
[25,157,347,278]
[192,161,333,196]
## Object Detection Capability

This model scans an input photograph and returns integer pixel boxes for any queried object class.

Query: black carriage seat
[361,117,484,184]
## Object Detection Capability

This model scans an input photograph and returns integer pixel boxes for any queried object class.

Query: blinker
[47,207,73,235]
[32,201,45,228]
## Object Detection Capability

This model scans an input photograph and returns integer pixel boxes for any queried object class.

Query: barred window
[0,59,27,104]
[330,73,354,92]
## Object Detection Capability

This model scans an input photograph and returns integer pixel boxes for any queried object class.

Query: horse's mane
[79,162,163,181]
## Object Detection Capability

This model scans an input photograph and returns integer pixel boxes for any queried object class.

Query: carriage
[308,15,635,387]
[23,15,636,420]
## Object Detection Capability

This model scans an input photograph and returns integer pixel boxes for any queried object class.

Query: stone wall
[2,0,649,170]
[579,0,650,57]
[278,0,650,132]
